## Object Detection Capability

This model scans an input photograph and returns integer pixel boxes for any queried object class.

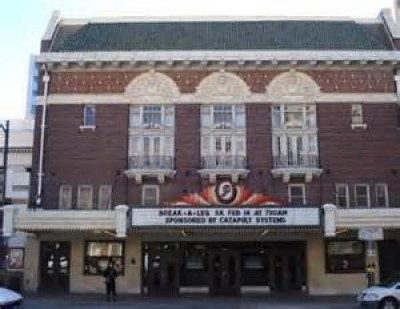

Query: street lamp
[0,120,9,206]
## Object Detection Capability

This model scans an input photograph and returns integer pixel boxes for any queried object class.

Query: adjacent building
[4,3,400,295]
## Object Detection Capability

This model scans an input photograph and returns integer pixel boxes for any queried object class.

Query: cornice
[37,92,398,105]
[35,50,400,68]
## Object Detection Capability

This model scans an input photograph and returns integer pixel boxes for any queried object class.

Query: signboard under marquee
[131,207,320,227]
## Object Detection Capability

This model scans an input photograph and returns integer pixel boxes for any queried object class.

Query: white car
[358,279,400,309]
[0,287,23,308]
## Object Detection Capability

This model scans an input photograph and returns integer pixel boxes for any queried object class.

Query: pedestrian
[366,263,375,287]
[104,260,118,302]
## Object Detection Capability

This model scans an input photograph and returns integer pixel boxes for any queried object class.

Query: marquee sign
[131,207,320,227]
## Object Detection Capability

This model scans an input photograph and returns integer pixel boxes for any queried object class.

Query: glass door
[40,242,70,293]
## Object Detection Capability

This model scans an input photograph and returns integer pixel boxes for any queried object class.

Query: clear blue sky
[0,0,393,120]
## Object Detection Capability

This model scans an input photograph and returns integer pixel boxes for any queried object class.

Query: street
[22,294,360,309]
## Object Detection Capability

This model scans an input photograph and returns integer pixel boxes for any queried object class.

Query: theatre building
[4,4,400,296]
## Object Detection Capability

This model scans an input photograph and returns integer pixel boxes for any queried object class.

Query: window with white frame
[288,184,306,205]
[201,105,245,130]
[272,105,316,130]
[375,183,388,208]
[129,105,175,129]
[351,104,364,126]
[59,185,72,209]
[200,105,246,169]
[77,185,93,209]
[335,184,349,208]
[142,185,159,206]
[98,185,112,210]
[354,184,370,208]
[83,105,96,127]
[271,104,318,168]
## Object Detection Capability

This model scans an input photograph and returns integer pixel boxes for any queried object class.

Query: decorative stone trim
[124,169,176,184]
[266,71,320,103]
[271,168,323,183]
[37,92,399,106]
[36,50,400,65]
[195,72,251,103]
[198,169,249,184]
[125,71,180,103]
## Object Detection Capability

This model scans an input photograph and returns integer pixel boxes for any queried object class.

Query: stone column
[323,204,337,237]
[3,205,15,237]
[115,205,129,238]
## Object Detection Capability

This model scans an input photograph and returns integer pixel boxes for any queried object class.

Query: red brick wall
[32,69,400,209]
[46,69,395,95]
[31,105,129,209]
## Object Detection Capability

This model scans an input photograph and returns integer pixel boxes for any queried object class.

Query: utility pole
[0,120,10,206]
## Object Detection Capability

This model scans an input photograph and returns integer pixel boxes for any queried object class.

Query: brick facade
[31,70,400,209]
[46,69,395,95]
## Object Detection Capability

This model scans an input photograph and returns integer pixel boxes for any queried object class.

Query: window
[325,240,365,273]
[213,105,233,128]
[272,104,317,130]
[351,104,366,129]
[354,184,370,208]
[59,185,72,209]
[288,184,306,205]
[201,105,246,129]
[142,106,162,128]
[375,183,388,208]
[336,184,349,208]
[142,185,159,206]
[83,105,96,127]
[84,241,124,276]
[98,185,112,210]
[77,185,93,209]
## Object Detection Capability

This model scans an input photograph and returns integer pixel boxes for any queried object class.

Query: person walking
[104,261,118,302]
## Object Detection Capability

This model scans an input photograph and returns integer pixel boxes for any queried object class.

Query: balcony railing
[128,156,174,170]
[273,154,319,169]
[201,155,247,170]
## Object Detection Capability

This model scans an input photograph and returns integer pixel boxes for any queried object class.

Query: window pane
[143,106,162,128]
[213,105,233,128]
[143,186,158,206]
[85,242,124,276]
[375,184,388,208]
[355,185,369,207]
[78,186,92,209]
[98,186,112,210]
[284,105,304,128]
[272,106,282,129]
[336,184,348,208]
[326,241,365,274]
[59,186,72,209]
[351,104,363,125]
[84,106,95,126]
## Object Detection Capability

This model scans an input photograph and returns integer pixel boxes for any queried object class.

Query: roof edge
[35,50,400,63]
[59,15,379,26]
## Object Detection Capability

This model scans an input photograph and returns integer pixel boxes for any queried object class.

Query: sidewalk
[22,294,360,309]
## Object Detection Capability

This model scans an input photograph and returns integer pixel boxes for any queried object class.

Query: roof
[49,20,393,52]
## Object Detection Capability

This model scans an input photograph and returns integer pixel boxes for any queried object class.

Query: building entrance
[142,241,306,296]
[209,248,240,295]
[39,242,70,293]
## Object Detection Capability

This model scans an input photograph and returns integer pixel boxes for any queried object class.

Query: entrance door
[270,251,305,293]
[209,249,240,296]
[39,242,70,293]
[146,243,180,296]
[379,240,400,282]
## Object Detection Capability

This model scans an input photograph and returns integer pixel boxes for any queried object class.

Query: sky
[0,0,394,120]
